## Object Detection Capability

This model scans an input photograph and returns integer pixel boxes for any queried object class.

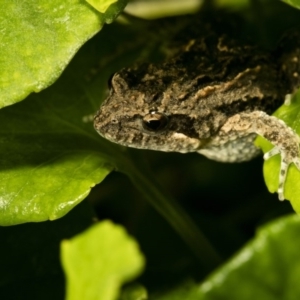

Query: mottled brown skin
[94,22,300,200]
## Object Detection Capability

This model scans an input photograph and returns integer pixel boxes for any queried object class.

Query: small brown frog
[94,17,300,201]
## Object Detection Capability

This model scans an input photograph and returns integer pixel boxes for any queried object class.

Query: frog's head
[94,66,205,153]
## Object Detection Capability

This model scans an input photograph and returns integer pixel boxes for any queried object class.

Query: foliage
[154,214,300,300]
[61,220,145,300]
[256,90,300,212]
[0,0,126,108]
[1,0,300,299]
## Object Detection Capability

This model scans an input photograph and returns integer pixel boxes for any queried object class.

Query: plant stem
[121,162,223,271]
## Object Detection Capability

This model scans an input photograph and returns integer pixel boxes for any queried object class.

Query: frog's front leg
[219,111,300,200]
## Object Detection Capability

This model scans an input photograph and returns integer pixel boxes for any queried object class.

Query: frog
[94,16,300,201]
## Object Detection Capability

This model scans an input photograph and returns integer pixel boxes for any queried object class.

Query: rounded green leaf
[0,29,120,225]
[199,214,300,299]
[61,220,145,300]
[0,0,127,109]
[255,89,300,212]
[155,214,300,299]
[0,94,115,225]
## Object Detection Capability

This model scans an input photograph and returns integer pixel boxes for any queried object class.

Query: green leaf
[199,214,300,299]
[282,0,300,10]
[0,0,127,109]
[0,29,119,226]
[154,214,300,299]
[61,220,145,300]
[0,77,114,225]
[0,14,151,227]
[255,89,300,212]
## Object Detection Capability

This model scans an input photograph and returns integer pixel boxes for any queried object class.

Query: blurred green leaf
[119,284,148,300]
[282,0,300,9]
[0,0,126,109]
[124,0,202,19]
[61,220,145,300]
[215,0,249,8]
[256,89,300,212]
[154,214,300,299]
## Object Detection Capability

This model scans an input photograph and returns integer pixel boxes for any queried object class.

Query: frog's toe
[263,144,300,200]
[263,147,280,160]
[263,147,288,200]
[277,157,300,201]
[278,187,285,201]
[277,159,289,201]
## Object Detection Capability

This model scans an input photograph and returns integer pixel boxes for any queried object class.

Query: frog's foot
[264,147,300,201]
[218,111,300,200]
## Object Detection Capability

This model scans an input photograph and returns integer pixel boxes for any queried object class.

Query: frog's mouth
[94,109,206,152]
[96,120,203,153]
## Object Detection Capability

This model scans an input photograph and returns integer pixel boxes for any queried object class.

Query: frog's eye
[142,112,169,132]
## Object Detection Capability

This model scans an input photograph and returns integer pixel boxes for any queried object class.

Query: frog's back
[115,29,286,139]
